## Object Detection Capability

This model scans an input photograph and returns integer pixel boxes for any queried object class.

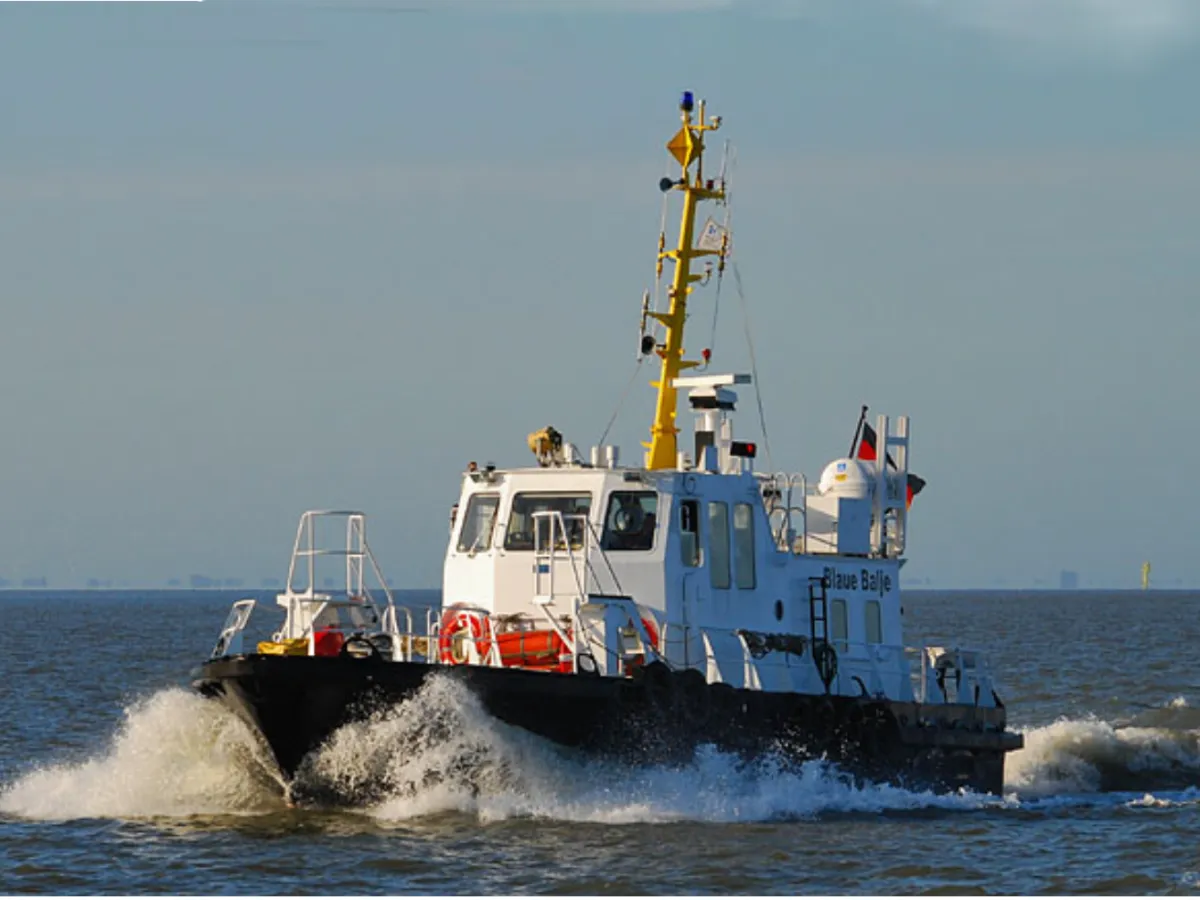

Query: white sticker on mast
[696,217,730,256]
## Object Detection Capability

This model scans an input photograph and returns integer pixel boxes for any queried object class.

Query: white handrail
[531,509,584,665]
[762,472,808,553]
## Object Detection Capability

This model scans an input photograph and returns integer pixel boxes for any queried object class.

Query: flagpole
[848,405,868,457]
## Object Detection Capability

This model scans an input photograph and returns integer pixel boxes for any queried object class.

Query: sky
[1,0,1198,590]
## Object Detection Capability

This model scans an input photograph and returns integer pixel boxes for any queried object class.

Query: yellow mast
[643,90,726,470]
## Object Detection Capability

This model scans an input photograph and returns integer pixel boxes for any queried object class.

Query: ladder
[808,575,829,646]
[808,575,837,691]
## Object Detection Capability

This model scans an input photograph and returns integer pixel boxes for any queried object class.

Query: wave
[295,676,1004,823]
[1126,787,1200,809]
[0,688,283,820]
[1,678,1002,823]
[302,685,1200,815]
[1005,707,1200,796]
[7,680,1200,822]
[1119,695,1200,731]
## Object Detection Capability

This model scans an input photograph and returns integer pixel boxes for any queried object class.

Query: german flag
[856,421,880,462]
[854,416,926,509]
[905,473,926,508]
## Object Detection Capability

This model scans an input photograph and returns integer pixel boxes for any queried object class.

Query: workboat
[194,91,1023,797]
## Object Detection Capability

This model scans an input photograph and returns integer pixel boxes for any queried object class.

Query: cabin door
[681,571,705,669]
[677,497,707,669]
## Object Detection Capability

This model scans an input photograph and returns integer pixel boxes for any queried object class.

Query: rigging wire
[706,268,724,365]
[628,168,676,448]
[597,355,647,448]
[705,139,735,365]
[711,140,772,470]
[638,169,674,355]
[731,259,774,474]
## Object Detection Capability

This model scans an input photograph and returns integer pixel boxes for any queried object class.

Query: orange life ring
[438,606,493,665]
[628,616,660,670]
[640,616,659,652]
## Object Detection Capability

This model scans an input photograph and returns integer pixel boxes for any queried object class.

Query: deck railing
[209,596,1001,710]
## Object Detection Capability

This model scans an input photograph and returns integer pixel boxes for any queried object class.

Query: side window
[504,493,592,551]
[733,502,755,589]
[708,501,730,589]
[601,491,658,551]
[456,494,499,552]
[679,499,700,567]
[830,598,848,649]
[865,600,882,644]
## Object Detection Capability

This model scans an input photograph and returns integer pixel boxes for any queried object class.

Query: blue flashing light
[680,90,695,113]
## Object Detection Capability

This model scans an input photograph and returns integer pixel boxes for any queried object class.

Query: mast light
[680,91,695,113]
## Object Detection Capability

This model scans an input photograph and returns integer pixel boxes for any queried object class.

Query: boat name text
[823,566,894,597]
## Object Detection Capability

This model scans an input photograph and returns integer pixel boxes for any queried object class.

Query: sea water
[2,589,1199,894]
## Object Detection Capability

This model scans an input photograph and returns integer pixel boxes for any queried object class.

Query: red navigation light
[730,441,757,458]
[701,348,712,363]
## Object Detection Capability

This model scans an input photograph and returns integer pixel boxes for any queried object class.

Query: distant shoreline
[0,586,1193,595]
[0,586,442,594]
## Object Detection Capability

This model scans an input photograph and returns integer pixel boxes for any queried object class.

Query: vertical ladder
[808,575,829,646]
[808,575,837,692]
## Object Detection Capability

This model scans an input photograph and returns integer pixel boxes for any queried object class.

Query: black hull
[193,654,1023,799]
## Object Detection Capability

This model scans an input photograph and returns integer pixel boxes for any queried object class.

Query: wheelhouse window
[680,499,701,567]
[504,493,592,551]
[456,494,499,553]
[601,491,658,551]
[865,600,882,644]
[733,502,755,589]
[708,501,731,589]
